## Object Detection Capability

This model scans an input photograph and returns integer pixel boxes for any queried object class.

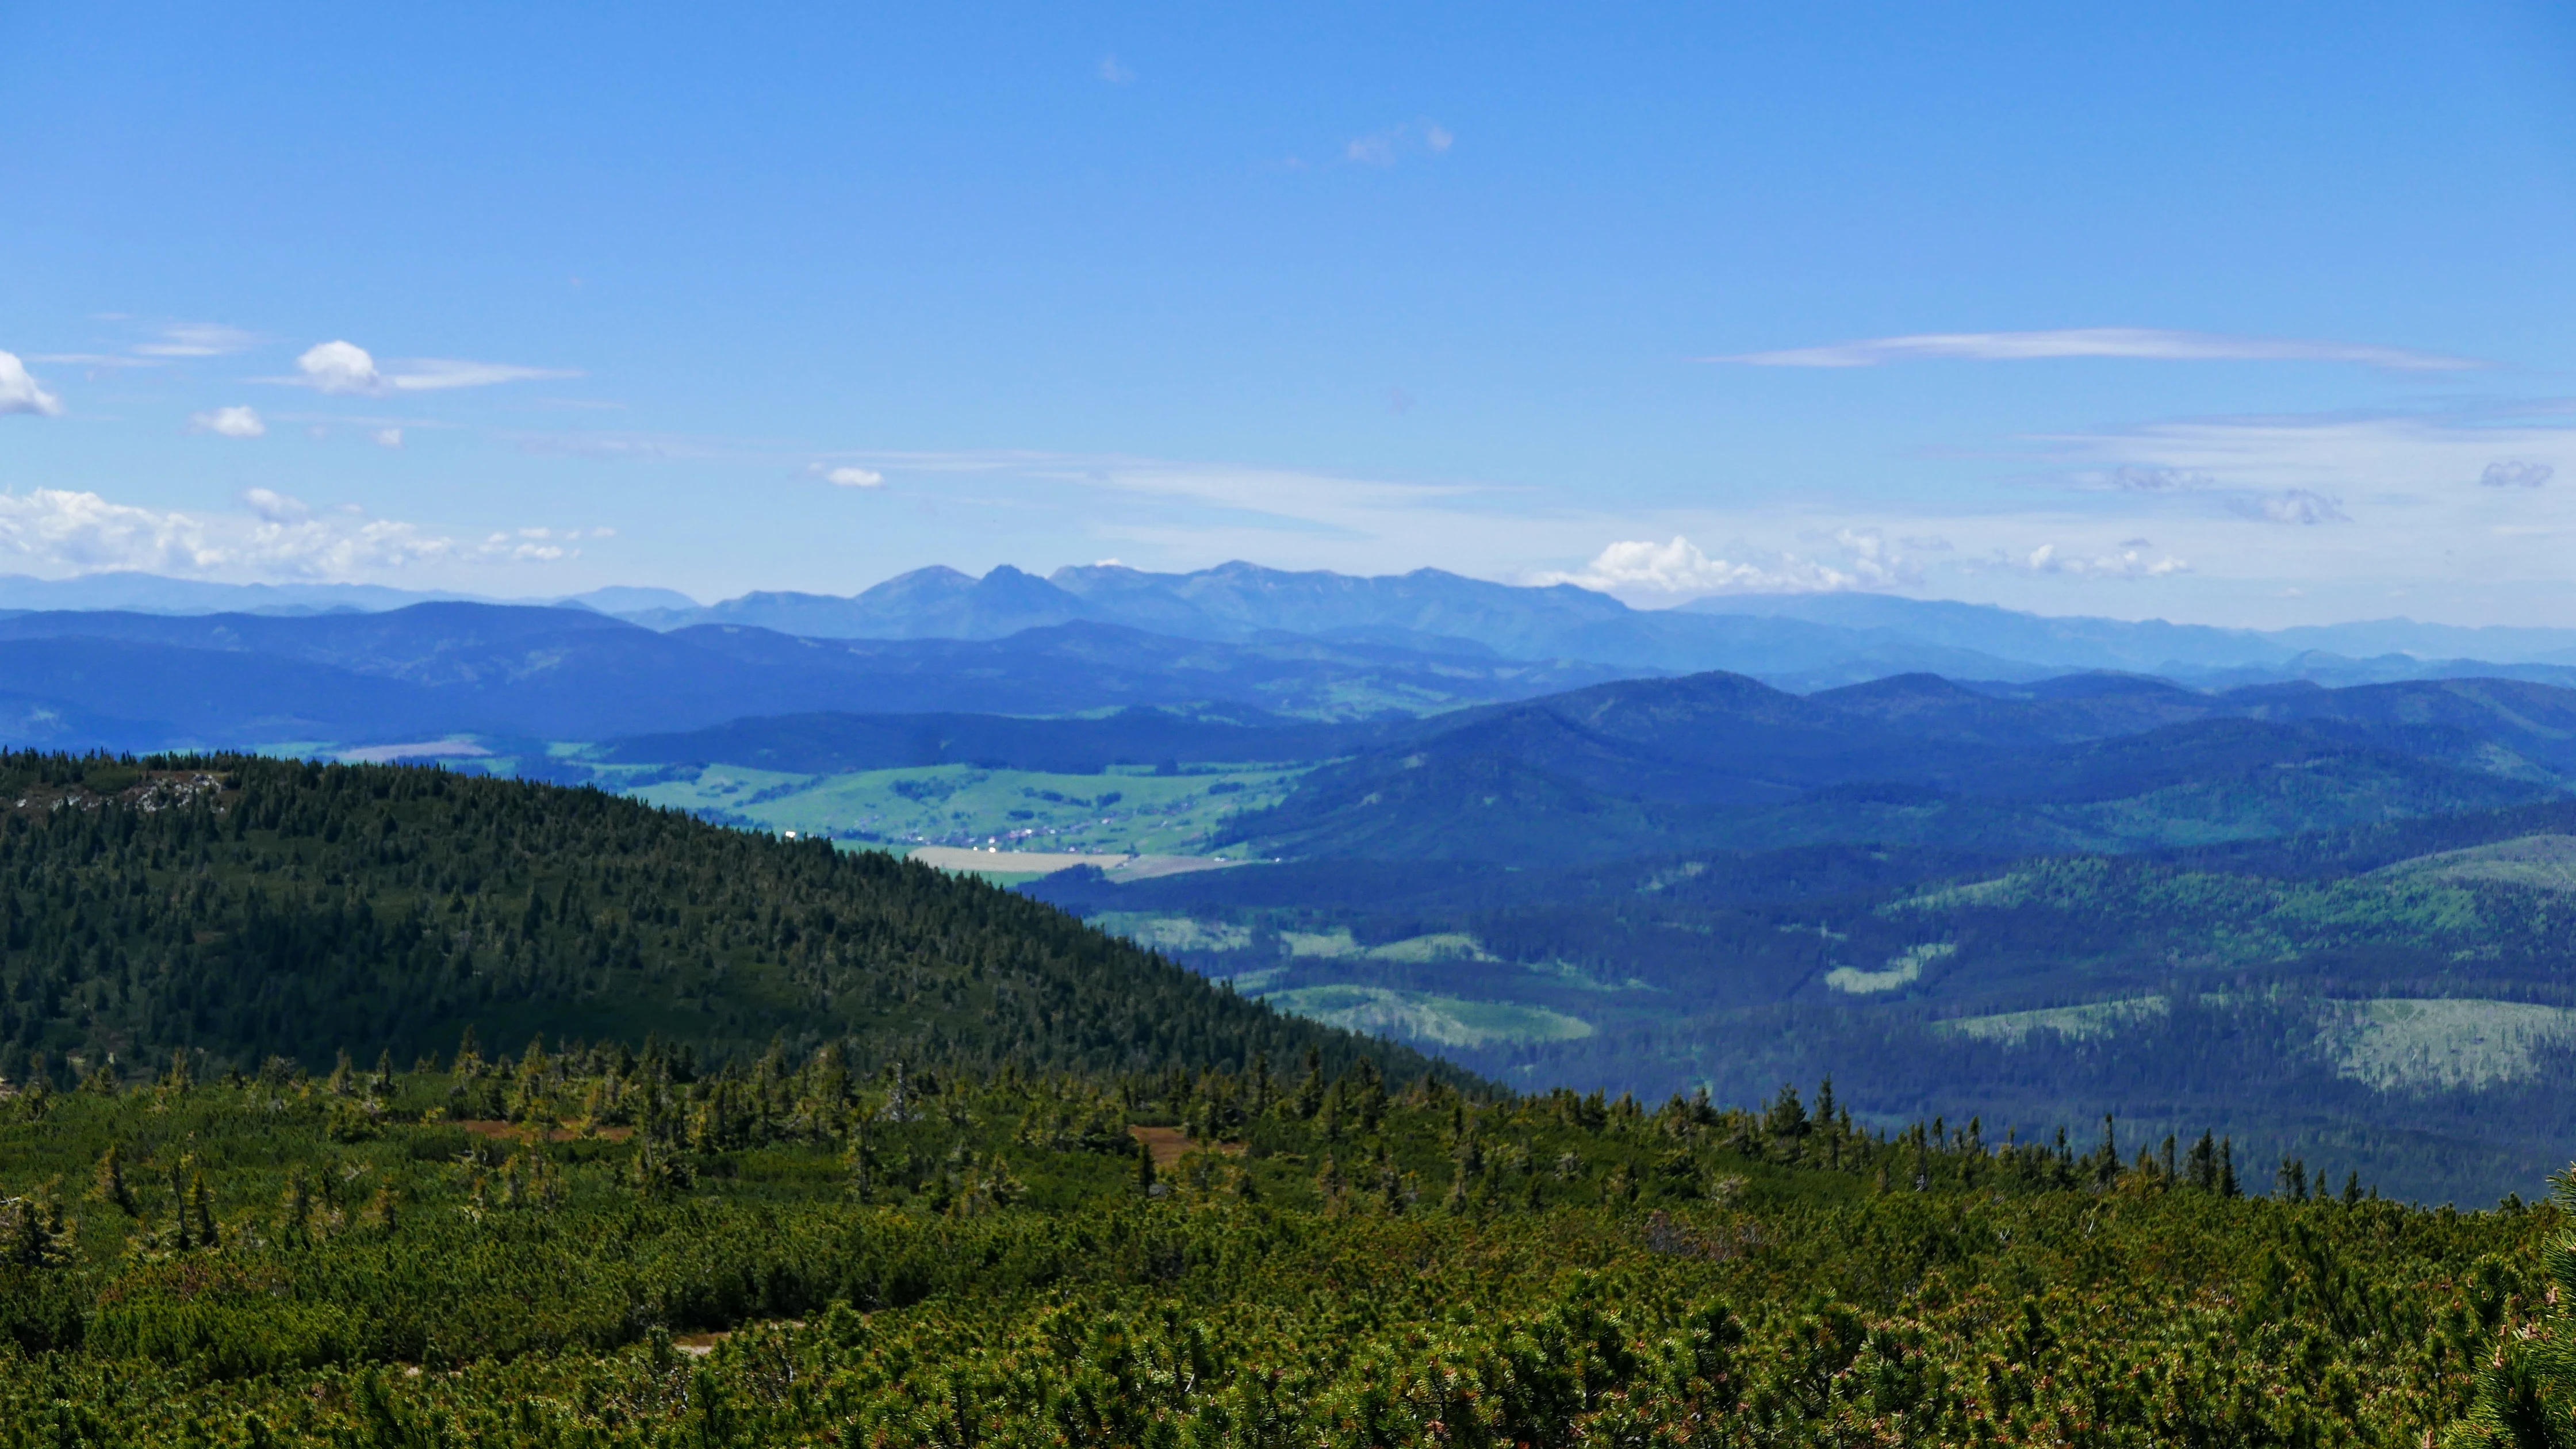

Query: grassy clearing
[2317,997,2576,1091]
[616,761,1306,856]
[2379,833,2576,892]
[1824,940,1957,994]
[1937,996,2173,1046]
[1258,983,1595,1048]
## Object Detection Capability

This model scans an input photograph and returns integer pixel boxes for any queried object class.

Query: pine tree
[93,1144,138,1217]
[187,1168,218,1247]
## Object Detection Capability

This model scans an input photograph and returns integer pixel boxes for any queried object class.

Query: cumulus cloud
[824,466,885,488]
[241,515,457,576]
[1536,532,1915,600]
[484,531,567,562]
[0,352,64,417]
[285,340,575,394]
[240,487,310,523]
[190,405,267,438]
[297,340,386,395]
[0,486,592,582]
[1712,327,2478,371]
[0,490,220,572]
[2481,459,2553,489]
[2229,488,2349,524]
[372,427,404,448]
[2014,543,2191,578]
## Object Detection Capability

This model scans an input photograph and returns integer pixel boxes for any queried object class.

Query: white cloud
[372,427,404,448]
[240,487,310,523]
[1714,327,2478,371]
[285,340,576,394]
[242,514,457,576]
[482,531,568,562]
[1533,532,1915,600]
[1098,54,1133,82]
[133,322,259,358]
[298,340,386,395]
[0,352,64,417]
[825,466,884,488]
[1345,121,1453,166]
[385,358,578,391]
[190,405,267,438]
[2098,465,2214,492]
[2229,488,2349,524]
[2482,459,2552,488]
[0,490,219,572]
[2013,543,2191,578]
[0,485,592,582]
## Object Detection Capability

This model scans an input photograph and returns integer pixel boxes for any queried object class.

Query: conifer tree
[93,1144,138,1218]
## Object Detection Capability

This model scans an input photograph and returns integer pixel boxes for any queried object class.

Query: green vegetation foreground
[0,1045,2562,1447]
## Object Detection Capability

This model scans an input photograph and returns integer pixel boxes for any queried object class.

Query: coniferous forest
[2,752,2575,1444]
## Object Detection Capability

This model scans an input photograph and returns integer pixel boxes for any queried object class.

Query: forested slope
[0,1048,2554,1446]
[0,752,1439,1086]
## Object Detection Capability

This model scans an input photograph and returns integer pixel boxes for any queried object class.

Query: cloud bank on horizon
[0,3,2567,627]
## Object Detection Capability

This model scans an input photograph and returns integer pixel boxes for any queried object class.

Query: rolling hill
[0,751,1443,1086]
[1209,672,2575,864]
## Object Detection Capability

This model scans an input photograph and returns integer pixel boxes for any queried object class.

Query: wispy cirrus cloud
[1712,327,2479,371]
[133,321,262,358]
[2035,409,2576,502]
[33,320,263,369]
[1345,120,1454,166]
[278,340,578,396]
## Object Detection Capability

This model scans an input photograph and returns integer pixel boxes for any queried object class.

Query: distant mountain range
[20,562,2576,687]
[12,562,2576,755]
[0,604,1631,749]
[0,570,697,618]
[610,563,2576,686]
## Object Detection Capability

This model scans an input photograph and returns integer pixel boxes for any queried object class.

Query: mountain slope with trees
[0,752,1440,1086]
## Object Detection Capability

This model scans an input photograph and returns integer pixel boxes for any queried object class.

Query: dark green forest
[0,752,1439,1087]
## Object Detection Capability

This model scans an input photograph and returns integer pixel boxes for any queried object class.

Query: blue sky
[2,2,2572,626]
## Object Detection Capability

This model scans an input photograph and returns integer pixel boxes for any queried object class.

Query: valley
[11,571,2576,1201]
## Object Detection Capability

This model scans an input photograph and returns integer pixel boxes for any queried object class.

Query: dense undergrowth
[0,1043,2558,1446]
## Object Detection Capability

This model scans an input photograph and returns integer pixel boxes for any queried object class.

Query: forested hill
[0,752,1439,1086]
